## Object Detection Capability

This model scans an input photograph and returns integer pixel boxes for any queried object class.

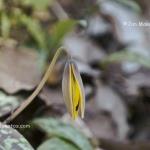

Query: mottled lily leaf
[0,91,20,118]
[0,123,34,150]
[32,118,93,150]
[37,138,79,150]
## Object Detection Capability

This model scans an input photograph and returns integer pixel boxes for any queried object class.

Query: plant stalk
[4,47,67,124]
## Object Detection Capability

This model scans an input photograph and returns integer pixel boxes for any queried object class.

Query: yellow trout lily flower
[62,58,85,120]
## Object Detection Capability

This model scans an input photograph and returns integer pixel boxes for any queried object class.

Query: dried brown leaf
[0,47,42,93]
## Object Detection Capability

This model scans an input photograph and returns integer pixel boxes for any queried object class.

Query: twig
[51,1,69,20]
[4,47,68,124]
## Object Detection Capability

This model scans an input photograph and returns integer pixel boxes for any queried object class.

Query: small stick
[4,47,68,124]
[51,1,69,20]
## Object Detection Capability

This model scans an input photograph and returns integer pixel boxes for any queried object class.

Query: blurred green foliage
[21,0,53,10]
[112,0,141,12]
[49,19,77,50]
[37,138,79,150]
[32,118,93,150]
[103,50,150,69]
[0,0,76,53]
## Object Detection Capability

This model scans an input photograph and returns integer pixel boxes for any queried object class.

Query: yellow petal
[62,59,85,120]
[71,62,85,118]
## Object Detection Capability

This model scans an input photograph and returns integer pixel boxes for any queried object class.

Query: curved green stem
[4,47,67,124]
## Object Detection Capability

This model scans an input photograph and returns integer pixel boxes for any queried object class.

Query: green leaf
[50,19,77,49]
[20,15,46,50]
[113,0,141,13]
[32,118,93,150]
[103,50,150,68]
[1,13,11,38]
[0,123,34,150]
[21,0,53,10]
[37,138,79,150]
[0,91,20,118]
[0,0,4,10]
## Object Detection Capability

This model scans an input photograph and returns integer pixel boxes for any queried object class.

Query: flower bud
[62,58,85,119]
